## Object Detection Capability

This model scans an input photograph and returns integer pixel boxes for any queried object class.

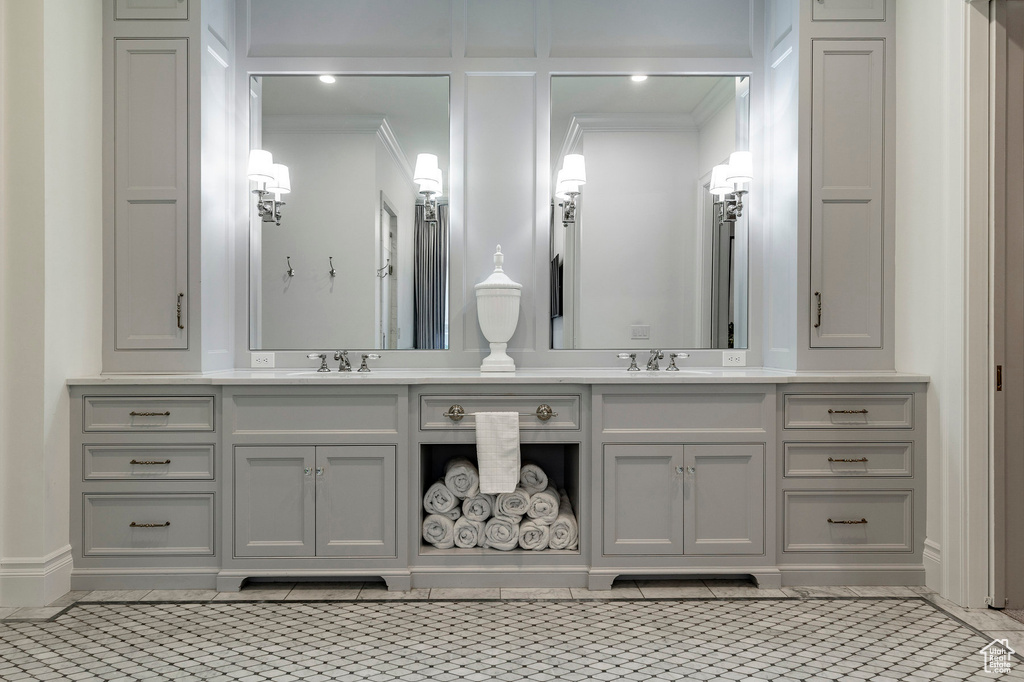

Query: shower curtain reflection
[414,202,449,349]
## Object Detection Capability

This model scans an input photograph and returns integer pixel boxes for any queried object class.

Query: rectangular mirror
[550,75,750,350]
[249,75,450,350]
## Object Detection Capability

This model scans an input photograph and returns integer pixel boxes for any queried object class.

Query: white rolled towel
[548,490,579,551]
[423,480,458,515]
[518,519,551,551]
[526,486,560,524]
[495,487,531,518]
[441,507,462,521]
[422,514,456,549]
[483,515,520,551]
[454,516,486,548]
[444,457,480,500]
[462,493,496,522]
[519,463,549,495]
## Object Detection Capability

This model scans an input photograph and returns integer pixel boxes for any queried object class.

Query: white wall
[259,130,378,349]
[0,0,102,607]
[576,130,701,348]
[374,137,417,350]
[698,96,737,176]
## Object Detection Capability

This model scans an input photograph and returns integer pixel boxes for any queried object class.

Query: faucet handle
[358,353,381,373]
[617,353,640,372]
[306,353,330,372]
[666,352,689,371]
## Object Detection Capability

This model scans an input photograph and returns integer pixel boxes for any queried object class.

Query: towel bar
[443,404,557,422]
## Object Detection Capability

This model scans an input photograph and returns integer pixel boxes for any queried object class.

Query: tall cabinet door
[234,446,315,557]
[810,40,884,348]
[603,444,685,555]
[315,446,396,557]
[114,39,189,350]
[683,445,764,555]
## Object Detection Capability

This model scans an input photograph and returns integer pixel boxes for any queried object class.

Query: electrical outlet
[630,325,651,340]
[722,350,746,367]
[251,352,275,368]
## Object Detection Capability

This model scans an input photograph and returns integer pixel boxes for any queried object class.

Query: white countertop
[66,368,930,386]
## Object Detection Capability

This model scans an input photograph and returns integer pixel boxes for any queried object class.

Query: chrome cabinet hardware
[329,257,337,277]
[675,466,685,474]
[686,466,696,475]
[617,353,640,371]
[176,293,184,330]
[828,409,869,415]
[827,518,868,525]
[130,521,170,528]
[304,467,313,476]
[316,467,325,478]
[814,291,822,329]
[442,404,559,422]
[286,256,295,277]
[666,352,689,371]
[828,457,868,463]
[307,353,330,372]
[358,353,381,372]
[130,459,171,465]
[129,411,170,417]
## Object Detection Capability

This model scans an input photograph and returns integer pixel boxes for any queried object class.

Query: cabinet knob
[686,466,696,475]
[316,467,325,477]
[304,467,312,476]
[675,466,685,474]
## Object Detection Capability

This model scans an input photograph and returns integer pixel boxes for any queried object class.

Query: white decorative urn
[475,245,522,372]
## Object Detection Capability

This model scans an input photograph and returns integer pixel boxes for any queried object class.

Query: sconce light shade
[555,169,580,200]
[413,153,439,185]
[562,154,587,185]
[726,151,753,185]
[267,163,291,195]
[247,149,275,183]
[710,164,734,198]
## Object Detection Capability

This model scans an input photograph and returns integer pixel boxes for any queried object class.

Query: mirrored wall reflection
[550,75,750,350]
[248,75,450,351]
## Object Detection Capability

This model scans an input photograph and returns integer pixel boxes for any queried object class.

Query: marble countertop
[66,368,930,386]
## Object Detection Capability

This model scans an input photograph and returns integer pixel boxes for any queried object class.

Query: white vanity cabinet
[218,386,410,591]
[233,445,396,559]
[589,385,778,590]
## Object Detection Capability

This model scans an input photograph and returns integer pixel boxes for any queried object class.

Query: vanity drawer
[420,395,581,430]
[230,392,399,435]
[82,493,214,556]
[783,490,912,552]
[84,396,214,432]
[783,394,913,429]
[83,444,215,480]
[784,442,912,478]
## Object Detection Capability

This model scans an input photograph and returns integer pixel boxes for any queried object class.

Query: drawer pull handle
[827,518,867,525]
[814,291,822,329]
[130,459,171,465]
[442,404,560,422]
[130,521,171,528]
[129,411,171,417]
[827,457,868,463]
[177,293,185,330]
[828,409,868,415]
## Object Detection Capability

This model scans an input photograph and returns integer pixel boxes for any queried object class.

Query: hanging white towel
[475,412,521,494]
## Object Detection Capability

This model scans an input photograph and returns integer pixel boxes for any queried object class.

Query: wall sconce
[414,153,443,223]
[711,151,752,223]
[248,149,290,226]
[558,153,586,226]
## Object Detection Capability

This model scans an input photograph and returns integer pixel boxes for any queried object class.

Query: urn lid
[475,245,522,291]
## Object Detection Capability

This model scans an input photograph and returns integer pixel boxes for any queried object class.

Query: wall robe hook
[329,257,337,278]
[376,259,392,278]
[286,256,295,277]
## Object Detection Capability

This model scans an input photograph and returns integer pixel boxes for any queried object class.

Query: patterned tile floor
[1,582,1023,681]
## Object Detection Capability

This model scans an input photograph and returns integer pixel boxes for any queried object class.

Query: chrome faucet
[646,349,664,371]
[334,350,352,372]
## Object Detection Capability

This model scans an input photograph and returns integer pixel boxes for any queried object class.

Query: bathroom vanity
[68,371,926,591]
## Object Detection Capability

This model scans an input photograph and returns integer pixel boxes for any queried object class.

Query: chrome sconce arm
[715,189,747,224]
[561,191,580,227]
[254,189,286,226]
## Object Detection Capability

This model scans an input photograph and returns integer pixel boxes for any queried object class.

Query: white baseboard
[923,538,942,592]
[0,545,73,608]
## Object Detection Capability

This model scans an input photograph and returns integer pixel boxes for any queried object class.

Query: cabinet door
[114,39,189,350]
[315,446,396,557]
[812,0,885,21]
[810,40,884,348]
[683,445,764,555]
[603,444,684,555]
[234,447,315,557]
[115,0,188,20]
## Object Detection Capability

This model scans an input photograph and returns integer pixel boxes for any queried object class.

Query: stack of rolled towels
[421,458,579,552]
